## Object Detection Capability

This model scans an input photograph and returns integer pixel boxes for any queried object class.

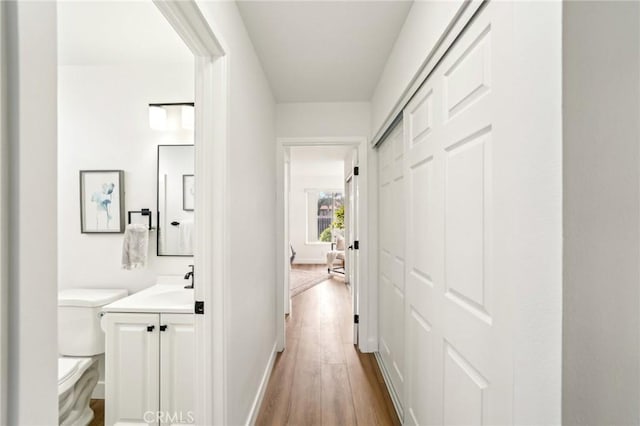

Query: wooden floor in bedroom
[256,271,400,426]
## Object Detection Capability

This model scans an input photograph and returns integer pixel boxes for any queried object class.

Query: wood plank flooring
[89,399,104,426]
[256,267,400,426]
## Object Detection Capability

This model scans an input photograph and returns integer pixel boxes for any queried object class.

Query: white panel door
[377,123,406,412]
[105,313,160,426]
[160,314,196,426]
[345,175,357,342]
[402,3,514,425]
[345,149,360,344]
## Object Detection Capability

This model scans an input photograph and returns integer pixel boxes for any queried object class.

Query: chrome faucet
[184,265,194,289]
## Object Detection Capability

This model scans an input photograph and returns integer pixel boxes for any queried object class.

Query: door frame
[153,2,229,424]
[276,136,370,351]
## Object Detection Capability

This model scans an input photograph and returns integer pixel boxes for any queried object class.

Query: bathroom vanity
[102,278,195,426]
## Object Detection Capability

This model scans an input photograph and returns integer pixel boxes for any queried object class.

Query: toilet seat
[58,357,99,425]
[58,357,93,396]
[58,358,80,386]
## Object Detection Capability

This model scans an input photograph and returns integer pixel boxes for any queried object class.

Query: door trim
[276,136,373,352]
[153,2,229,425]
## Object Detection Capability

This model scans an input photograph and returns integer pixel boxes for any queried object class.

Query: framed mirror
[157,144,194,256]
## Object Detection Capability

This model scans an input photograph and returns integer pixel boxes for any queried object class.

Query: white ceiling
[237,1,413,103]
[57,1,193,66]
[290,146,351,177]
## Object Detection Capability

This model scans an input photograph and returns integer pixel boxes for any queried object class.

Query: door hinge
[354,240,359,250]
[195,301,205,315]
[354,166,359,176]
[354,314,359,324]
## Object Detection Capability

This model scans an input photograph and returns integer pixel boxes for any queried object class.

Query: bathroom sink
[101,282,194,314]
[143,289,193,306]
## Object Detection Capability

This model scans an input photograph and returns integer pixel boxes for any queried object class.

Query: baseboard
[245,341,277,426]
[374,352,404,422]
[361,336,378,353]
[92,380,105,399]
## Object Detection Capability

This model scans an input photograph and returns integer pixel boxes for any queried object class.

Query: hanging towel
[179,221,194,255]
[121,224,149,270]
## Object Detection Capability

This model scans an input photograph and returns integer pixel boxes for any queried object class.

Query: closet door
[403,2,514,425]
[377,123,406,412]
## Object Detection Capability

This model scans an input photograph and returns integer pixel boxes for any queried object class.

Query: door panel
[105,313,160,426]
[344,147,360,344]
[377,2,514,424]
[160,314,196,426]
[404,75,443,426]
[377,124,406,408]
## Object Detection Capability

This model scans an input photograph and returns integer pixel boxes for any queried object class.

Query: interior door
[105,313,160,426]
[402,3,513,425]
[377,124,406,410]
[345,173,358,344]
[284,149,291,317]
[345,177,352,286]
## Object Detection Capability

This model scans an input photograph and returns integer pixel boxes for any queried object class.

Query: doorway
[54,1,228,425]
[261,137,397,424]
[276,137,368,352]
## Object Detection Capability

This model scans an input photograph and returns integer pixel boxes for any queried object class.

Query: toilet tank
[58,289,128,356]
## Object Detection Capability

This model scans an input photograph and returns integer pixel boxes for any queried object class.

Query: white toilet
[58,288,128,426]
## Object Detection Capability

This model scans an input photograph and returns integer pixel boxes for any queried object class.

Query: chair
[326,233,345,275]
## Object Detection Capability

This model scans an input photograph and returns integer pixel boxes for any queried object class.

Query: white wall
[58,63,194,293]
[0,3,7,422]
[4,2,58,424]
[370,1,464,137]
[196,2,277,424]
[563,2,640,424]
[289,174,343,264]
[277,101,370,138]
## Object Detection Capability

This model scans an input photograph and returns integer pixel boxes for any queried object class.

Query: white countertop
[102,277,194,314]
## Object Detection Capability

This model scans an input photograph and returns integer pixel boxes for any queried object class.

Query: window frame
[304,188,343,245]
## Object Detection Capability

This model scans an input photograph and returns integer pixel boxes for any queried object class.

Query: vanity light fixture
[149,105,167,130]
[149,102,195,131]
[181,104,194,130]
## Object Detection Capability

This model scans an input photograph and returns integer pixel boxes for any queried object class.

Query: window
[306,190,343,243]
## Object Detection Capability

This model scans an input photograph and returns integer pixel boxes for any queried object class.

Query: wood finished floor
[256,266,399,426]
[89,399,104,426]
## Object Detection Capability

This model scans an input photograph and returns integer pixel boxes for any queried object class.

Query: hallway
[256,272,399,425]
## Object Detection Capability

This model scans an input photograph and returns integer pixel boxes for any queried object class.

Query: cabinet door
[105,313,160,426]
[159,314,195,426]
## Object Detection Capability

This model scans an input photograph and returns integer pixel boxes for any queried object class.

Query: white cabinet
[104,313,195,426]
[160,314,196,426]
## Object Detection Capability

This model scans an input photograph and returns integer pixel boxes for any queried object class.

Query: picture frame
[183,174,195,211]
[79,170,125,233]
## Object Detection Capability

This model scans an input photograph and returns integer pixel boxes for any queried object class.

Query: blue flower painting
[91,182,116,228]
[81,171,124,233]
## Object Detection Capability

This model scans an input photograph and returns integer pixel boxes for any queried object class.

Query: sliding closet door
[377,124,405,413]
[403,76,443,426]
[403,2,514,425]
